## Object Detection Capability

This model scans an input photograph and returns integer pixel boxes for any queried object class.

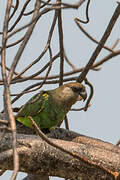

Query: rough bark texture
[0,114,120,180]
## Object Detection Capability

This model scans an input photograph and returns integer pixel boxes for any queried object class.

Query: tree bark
[0,115,120,180]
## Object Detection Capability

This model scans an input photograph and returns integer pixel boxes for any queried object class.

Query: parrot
[16,82,87,131]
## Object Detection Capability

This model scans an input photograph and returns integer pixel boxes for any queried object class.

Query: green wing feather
[16,90,66,129]
[16,91,47,128]
[17,92,45,116]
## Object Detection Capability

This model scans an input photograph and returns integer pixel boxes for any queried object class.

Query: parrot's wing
[16,91,49,117]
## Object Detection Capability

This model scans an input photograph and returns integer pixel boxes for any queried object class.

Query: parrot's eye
[71,86,83,93]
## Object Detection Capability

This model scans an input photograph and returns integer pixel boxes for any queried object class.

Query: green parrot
[16,82,87,130]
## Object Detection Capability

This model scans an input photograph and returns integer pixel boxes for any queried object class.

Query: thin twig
[1,1,19,180]
[64,115,69,130]
[33,45,53,90]
[64,50,76,70]
[9,0,19,20]
[13,44,50,80]
[13,10,58,80]
[111,38,120,49]
[2,52,60,89]
[75,0,91,24]
[76,3,120,83]
[0,47,119,86]
[13,49,120,83]
[23,9,34,16]
[0,62,20,77]
[0,36,24,50]
[7,1,86,39]
[58,0,64,86]
[11,52,60,84]
[49,0,86,9]
[16,46,54,95]
[7,0,41,84]
[75,20,114,53]
[93,49,120,68]
[8,0,32,32]
[57,0,69,130]
[23,0,51,16]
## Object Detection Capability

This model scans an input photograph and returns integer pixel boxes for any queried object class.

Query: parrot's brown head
[52,82,87,110]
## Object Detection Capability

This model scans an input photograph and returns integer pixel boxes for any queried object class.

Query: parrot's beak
[80,89,87,101]
[77,88,87,101]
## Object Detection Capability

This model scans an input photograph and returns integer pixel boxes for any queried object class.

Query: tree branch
[76,2,120,83]
[0,128,120,180]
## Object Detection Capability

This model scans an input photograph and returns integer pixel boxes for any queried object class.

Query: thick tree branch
[0,115,120,180]
[0,131,120,180]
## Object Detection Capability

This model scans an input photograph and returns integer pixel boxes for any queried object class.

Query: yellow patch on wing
[35,93,49,114]
[36,106,44,114]
[42,93,49,100]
